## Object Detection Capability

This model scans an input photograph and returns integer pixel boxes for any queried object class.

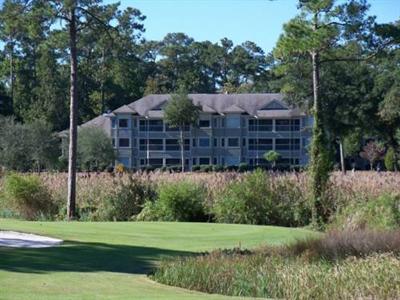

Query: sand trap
[0,231,63,248]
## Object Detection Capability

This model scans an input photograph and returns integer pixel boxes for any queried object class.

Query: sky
[110,0,399,53]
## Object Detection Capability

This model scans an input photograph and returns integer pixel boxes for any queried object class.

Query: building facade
[88,93,312,170]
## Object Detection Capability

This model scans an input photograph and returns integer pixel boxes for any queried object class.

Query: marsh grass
[153,229,400,299]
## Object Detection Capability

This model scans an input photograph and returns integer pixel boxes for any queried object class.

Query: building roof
[69,93,307,131]
[119,93,305,117]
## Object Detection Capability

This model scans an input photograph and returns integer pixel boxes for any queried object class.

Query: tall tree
[164,90,199,172]
[274,0,375,224]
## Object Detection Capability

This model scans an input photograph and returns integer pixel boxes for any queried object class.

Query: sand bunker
[0,231,63,248]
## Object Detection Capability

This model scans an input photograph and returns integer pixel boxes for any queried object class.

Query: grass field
[0,220,313,300]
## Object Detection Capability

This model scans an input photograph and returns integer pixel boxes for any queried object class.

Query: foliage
[114,163,125,174]
[2,173,57,220]
[96,176,156,221]
[212,169,272,224]
[0,117,59,171]
[360,141,385,170]
[154,235,400,299]
[77,127,115,172]
[330,194,400,231]
[384,147,397,171]
[137,181,206,222]
[263,150,280,168]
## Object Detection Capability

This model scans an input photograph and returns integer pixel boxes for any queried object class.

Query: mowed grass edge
[0,219,314,300]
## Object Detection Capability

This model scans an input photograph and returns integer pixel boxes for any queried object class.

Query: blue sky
[111,0,399,53]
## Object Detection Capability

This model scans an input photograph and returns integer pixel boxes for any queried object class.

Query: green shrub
[2,173,57,220]
[96,176,156,221]
[384,147,397,171]
[330,194,400,230]
[238,163,249,172]
[199,165,212,172]
[212,164,224,172]
[212,169,272,224]
[192,165,201,172]
[137,181,206,222]
[212,169,311,226]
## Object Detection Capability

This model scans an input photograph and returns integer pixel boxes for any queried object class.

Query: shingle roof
[119,93,305,117]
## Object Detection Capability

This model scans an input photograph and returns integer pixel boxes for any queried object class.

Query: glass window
[192,138,197,147]
[111,118,116,129]
[199,119,210,128]
[199,138,210,147]
[139,139,163,151]
[275,138,300,151]
[248,138,272,151]
[213,118,218,128]
[112,138,115,148]
[213,157,218,165]
[226,156,240,166]
[139,119,163,131]
[221,118,225,128]
[276,119,291,131]
[192,157,197,165]
[199,157,210,165]
[119,138,130,147]
[213,138,218,147]
[165,158,181,166]
[226,116,240,128]
[166,139,190,151]
[242,138,246,147]
[248,119,272,131]
[227,138,239,147]
[221,138,225,147]
[148,158,163,168]
[119,119,129,128]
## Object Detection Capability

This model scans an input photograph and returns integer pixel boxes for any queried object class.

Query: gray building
[83,93,313,170]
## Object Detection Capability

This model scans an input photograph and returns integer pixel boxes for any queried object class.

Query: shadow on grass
[0,241,192,275]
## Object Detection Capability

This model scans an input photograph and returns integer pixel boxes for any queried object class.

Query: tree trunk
[339,139,346,175]
[9,41,14,112]
[67,4,78,220]
[180,127,184,172]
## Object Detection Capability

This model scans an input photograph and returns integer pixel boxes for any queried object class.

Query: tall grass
[153,229,400,299]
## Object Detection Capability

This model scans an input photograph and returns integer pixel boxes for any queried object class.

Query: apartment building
[82,93,313,170]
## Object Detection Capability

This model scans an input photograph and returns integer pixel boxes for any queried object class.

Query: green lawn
[0,219,314,299]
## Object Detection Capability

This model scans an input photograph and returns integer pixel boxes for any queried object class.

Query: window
[275,138,300,151]
[242,138,246,147]
[226,116,241,128]
[166,158,181,166]
[220,157,225,165]
[199,138,210,147]
[221,118,225,128]
[139,119,163,131]
[111,118,116,129]
[192,157,197,165]
[112,138,115,148]
[248,119,272,131]
[227,138,239,147]
[213,157,218,165]
[221,138,225,147]
[213,138,218,147]
[139,139,163,151]
[276,119,299,132]
[199,119,210,128]
[248,138,272,151]
[119,138,130,147]
[192,138,197,147]
[119,119,129,128]
[213,118,218,128]
[165,139,190,151]
[148,158,163,168]
[199,157,210,165]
